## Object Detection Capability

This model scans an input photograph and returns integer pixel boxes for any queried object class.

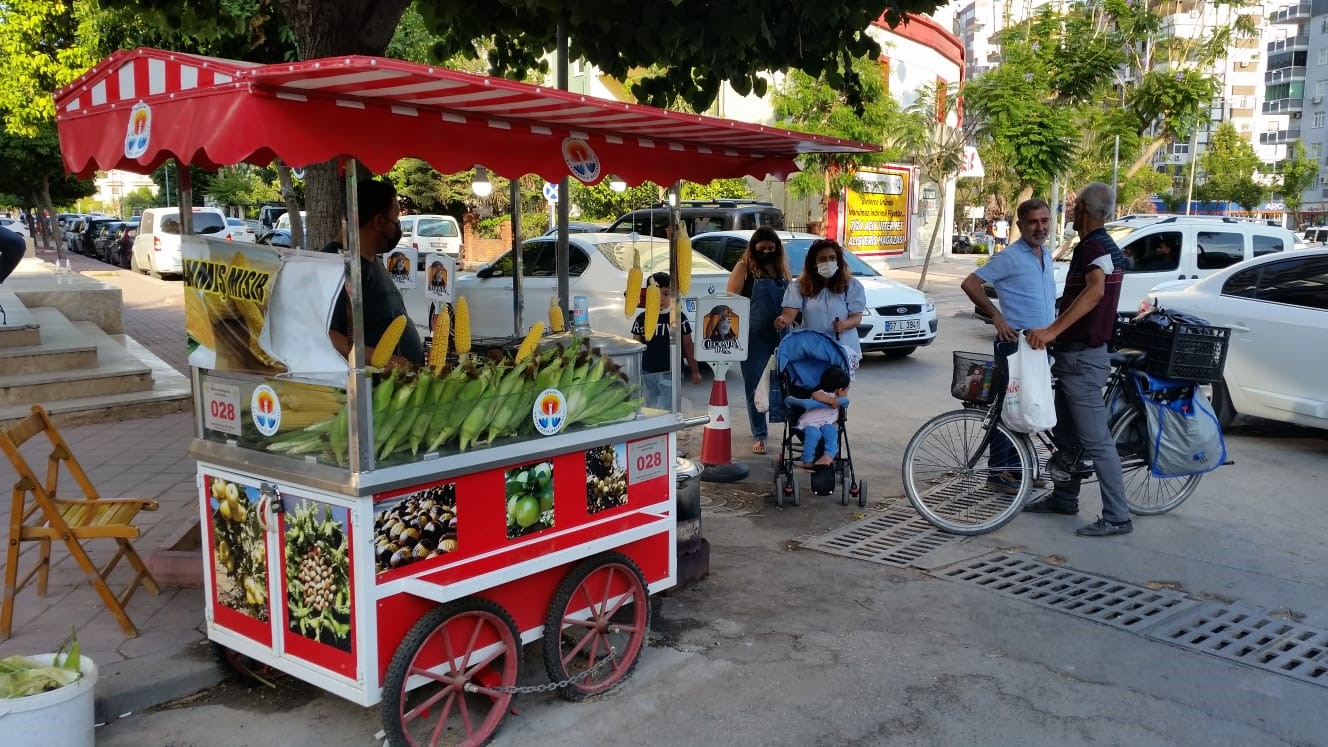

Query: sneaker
[1023,499,1078,515]
[985,471,1022,495]
[1046,452,1094,482]
[1075,517,1133,537]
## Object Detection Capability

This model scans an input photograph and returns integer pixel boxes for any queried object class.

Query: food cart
[54,47,876,745]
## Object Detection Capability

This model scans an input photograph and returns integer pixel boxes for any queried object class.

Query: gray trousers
[1049,345,1131,523]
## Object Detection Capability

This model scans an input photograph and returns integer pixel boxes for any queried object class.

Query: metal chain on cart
[468,646,617,695]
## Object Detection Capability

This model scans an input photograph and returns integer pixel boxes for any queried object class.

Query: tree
[207,166,281,216]
[772,54,909,225]
[1198,122,1263,212]
[1279,141,1319,228]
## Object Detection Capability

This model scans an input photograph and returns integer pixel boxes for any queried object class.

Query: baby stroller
[773,329,863,507]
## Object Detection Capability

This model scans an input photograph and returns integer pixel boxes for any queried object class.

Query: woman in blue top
[775,238,867,378]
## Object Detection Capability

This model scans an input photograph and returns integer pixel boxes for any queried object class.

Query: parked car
[1143,248,1328,430]
[542,221,608,236]
[114,223,137,267]
[227,217,257,243]
[0,217,30,239]
[398,214,462,259]
[607,200,785,238]
[92,221,125,264]
[448,232,730,339]
[81,217,121,257]
[256,229,292,248]
[690,230,938,356]
[983,215,1296,319]
[130,207,233,278]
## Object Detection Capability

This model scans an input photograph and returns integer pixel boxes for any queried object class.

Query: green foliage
[124,186,159,213]
[389,159,471,214]
[1199,122,1263,207]
[207,165,280,213]
[475,215,506,239]
[682,179,754,202]
[571,182,660,221]
[1279,141,1318,223]
[0,125,95,208]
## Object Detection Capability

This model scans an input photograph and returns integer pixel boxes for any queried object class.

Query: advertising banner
[843,166,911,257]
[693,295,750,363]
[384,246,417,291]
[183,237,286,374]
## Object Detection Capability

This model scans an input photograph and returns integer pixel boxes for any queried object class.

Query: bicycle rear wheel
[1112,408,1202,515]
[902,409,1034,535]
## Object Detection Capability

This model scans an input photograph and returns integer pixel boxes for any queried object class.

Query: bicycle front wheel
[1112,408,1202,515]
[902,409,1034,535]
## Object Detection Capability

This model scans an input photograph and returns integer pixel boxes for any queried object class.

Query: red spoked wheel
[382,598,520,747]
[542,552,650,701]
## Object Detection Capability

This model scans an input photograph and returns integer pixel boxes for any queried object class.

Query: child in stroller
[773,329,863,507]
[787,366,850,470]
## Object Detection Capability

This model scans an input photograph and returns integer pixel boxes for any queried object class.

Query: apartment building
[1296,0,1328,217]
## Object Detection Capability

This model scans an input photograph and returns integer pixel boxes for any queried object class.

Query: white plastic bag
[754,357,772,414]
[1001,335,1056,433]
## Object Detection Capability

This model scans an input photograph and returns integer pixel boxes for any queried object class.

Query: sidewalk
[0,241,218,721]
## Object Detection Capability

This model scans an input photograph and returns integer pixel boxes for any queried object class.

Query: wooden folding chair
[1,405,160,639]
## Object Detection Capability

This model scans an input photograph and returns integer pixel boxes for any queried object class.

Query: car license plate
[885,319,920,332]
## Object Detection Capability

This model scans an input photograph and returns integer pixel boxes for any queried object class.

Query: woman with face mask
[727,226,791,454]
[774,238,866,377]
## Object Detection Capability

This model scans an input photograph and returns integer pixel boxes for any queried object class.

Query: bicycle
[901,347,1205,535]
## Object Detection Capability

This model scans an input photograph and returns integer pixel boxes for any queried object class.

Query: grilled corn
[675,230,692,296]
[642,276,661,341]
[624,249,642,318]
[515,322,545,363]
[429,304,451,374]
[371,315,409,368]
[454,297,471,355]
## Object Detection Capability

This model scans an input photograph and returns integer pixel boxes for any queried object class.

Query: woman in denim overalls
[726,227,790,454]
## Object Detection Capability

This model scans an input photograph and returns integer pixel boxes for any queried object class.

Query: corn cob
[624,249,642,318]
[454,297,471,355]
[371,315,409,368]
[675,230,692,296]
[642,276,661,341]
[429,304,451,374]
[548,296,565,333]
[515,322,545,363]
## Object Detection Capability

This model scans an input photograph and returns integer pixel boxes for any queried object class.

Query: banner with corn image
[183,239,287,374]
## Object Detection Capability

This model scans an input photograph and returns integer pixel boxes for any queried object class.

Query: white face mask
[816,260,837,278]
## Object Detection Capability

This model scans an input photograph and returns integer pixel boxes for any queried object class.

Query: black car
[92,221,125,264]
[541,221,606,236]
[257,229,292,248]
[113,224,137,267]
[607,200,784,238]
[81,217,121,256]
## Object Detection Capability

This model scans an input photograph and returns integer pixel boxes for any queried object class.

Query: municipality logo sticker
[561,137,601,184]
[251,384,282,437]
[124,102,152,159]
[532,388,568,436]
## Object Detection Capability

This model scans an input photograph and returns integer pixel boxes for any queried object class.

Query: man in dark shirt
[1026,182,1131,537]
[329,179,424,368]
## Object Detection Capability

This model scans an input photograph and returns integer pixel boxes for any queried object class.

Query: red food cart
[54,47,875,745]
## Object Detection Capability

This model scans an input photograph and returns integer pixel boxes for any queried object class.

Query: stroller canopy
[777,329,850,392]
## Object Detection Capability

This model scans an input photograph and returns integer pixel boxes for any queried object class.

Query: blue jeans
[989,339,1019,474]
[740,332,784,441]
[800,423,839,463]
[642,371,673,410]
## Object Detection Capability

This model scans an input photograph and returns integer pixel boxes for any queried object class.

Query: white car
[226,217,256,243]
[1144,247,1328,430]
[399,214,462,258]
[690,230,938,356]
[450,233,730,339]
[0,217,31,239]
[130,207,235,278]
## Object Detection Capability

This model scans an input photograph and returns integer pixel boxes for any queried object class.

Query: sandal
[751,440,767,455]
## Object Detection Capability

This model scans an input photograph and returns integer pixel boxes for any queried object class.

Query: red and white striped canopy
[55,47,877,185]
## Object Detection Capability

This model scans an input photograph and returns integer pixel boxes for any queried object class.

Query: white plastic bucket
[0,654,97,747]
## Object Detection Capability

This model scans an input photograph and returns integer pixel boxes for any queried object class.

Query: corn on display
[371,315,409,368]
[515,322,545,363]
[624,249,642,318]
[428,305,451,374]
[454,297,471,355]
[675,230,692,296]
[265,335,642,465]
[548,297,565,333]
[641,277,661,341]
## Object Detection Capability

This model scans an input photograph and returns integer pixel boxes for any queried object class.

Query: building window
[1313,142,1323,158]
[1321,48,1328,65]
[1316,111,1326,128]
[1319,80,1328,97]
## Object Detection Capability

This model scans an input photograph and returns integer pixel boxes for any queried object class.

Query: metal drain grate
[1147,602,1328,686]
[799,506,957,567]
[941,552,1197,632]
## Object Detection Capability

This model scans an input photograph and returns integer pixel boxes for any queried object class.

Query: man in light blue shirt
[961,198,1057,494]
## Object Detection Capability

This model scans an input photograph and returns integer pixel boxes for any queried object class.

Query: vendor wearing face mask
[727,226,792,454]
[328,178,425,369]
[775,238,867,378]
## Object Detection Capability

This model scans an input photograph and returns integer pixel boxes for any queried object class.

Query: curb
[93,639,224,724]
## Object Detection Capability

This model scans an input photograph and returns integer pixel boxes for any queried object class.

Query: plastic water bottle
[571,295,591,333]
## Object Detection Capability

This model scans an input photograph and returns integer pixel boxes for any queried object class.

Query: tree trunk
[1123,135,1168,180]
[915,190,948,292]
[1006,183,1034,245]
[276,0,412,249]
[275,160,304,250]
[38,175,64,262]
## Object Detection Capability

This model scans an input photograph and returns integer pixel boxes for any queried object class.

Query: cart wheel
[382,598,520,747]
[543,552,650,701]
[774,474,787,508]
[790,475,800,507]
[213,642,281,687]
[854,480,866,508]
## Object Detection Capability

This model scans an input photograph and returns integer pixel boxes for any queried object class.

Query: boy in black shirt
[630,272,701,409]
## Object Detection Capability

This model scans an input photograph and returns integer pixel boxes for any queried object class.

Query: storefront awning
[55,47,878,185]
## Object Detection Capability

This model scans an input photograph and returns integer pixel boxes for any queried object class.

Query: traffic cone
[700,376,749,482]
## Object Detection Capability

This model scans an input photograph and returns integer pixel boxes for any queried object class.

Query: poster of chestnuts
[374,483,458,574]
